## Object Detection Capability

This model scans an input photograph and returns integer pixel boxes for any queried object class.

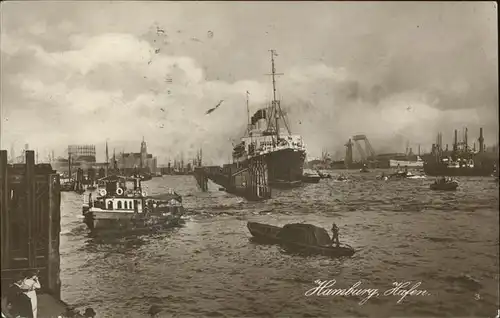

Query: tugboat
[359,164,369,173]
[430,177,458,191]
[82,175,183,233]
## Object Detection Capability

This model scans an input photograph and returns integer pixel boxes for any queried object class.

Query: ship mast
[268,49,283,141]
[68,148,72,179]
[105,139,109,176]
[246,90,251,135]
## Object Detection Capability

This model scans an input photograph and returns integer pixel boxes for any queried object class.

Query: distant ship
[389,156,424,168]
[423,157,494,176]
[231,50,306,188]
[423,128,497,177]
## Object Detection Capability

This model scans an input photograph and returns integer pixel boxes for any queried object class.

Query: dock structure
[193,167,208,191]
[1,150,68,316]
[193,157,271,201]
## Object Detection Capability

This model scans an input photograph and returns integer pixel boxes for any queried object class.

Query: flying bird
[156,27,165,35]
[160,108,165,112]
[205,100,224,115]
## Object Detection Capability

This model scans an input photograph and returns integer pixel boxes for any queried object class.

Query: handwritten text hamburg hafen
[305,280,431,305]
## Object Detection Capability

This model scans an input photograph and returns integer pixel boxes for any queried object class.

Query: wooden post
[248,157,270,200]
[47,173,61,298]
[1,150,9,268]
[25,150,36,268]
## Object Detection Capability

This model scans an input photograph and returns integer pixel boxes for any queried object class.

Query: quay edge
[0,150,88,317]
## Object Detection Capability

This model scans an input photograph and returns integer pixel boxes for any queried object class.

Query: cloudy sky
[1,1,497,163]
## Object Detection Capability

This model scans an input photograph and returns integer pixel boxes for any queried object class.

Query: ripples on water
[59,171,499,317]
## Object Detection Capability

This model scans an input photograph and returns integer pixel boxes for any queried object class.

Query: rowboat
[301,172,321,183]
[247,222,355,257]
[430,180,458,191]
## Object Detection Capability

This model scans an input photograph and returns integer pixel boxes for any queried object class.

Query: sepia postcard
[0,1,498,317]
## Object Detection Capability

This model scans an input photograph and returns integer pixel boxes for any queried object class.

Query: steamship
[423,128,497,177]
[231,50,306,188]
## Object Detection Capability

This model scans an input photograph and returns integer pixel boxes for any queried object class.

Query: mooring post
[47,173,61,298]
[25,150,36,268]
[1,150,9,268]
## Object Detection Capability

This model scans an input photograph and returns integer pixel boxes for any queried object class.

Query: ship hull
[423,164,494,177]
[265,148,306,187]
[239,148,306,188]
[83,209,183,233]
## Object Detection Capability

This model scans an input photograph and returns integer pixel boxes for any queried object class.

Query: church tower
[140,136,148,168]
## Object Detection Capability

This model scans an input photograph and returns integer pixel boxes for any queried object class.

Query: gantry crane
[352,135,376,163]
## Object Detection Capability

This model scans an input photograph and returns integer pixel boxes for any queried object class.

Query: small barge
[247,222,355,257]
[301,170,321,183]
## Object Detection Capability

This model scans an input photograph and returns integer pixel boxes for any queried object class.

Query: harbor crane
[352,135,376,162]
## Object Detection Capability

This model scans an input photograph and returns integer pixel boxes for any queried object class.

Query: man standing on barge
[331,223,340,247]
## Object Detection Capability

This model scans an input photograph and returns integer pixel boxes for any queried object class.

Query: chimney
[465,128,468,151]
[453,129,458,151]
[478,127,484,153]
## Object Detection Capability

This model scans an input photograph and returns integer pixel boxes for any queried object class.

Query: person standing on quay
[15,271,40,318]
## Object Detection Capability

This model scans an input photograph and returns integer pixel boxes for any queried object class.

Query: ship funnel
[479,127,484,153]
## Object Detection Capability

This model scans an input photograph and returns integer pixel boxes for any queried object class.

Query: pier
[1,150,68,317]
[193,157,271,201]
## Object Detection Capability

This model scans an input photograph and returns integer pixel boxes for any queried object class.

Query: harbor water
[59,171,499,317]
